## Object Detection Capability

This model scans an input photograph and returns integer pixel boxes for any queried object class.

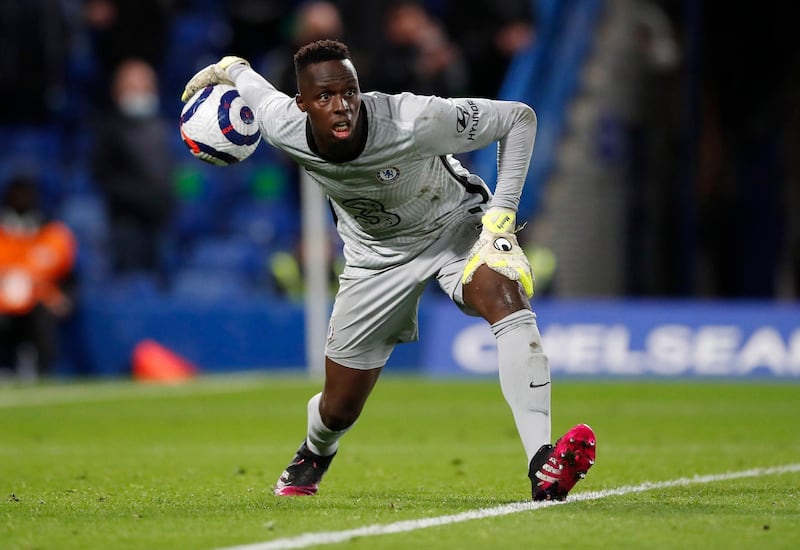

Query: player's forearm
[492,103,537,212]
[227,64,285,111]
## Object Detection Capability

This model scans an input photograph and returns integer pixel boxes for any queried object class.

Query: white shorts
[325,219,481,370]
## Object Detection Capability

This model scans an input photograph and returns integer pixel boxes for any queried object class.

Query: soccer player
[181,39,595,501]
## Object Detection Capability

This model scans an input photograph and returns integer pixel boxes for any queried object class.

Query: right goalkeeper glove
[180,56,251,102]
[461,208,535,297]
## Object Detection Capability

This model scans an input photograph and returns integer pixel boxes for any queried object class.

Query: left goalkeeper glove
[180,56,251,102]
[461,208,535,297]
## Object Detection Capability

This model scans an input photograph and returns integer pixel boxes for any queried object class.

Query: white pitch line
[218,463,800,550]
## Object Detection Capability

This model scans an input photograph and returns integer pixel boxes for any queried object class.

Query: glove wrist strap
[482,208,516,234]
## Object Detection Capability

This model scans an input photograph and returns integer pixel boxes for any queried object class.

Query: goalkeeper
[182,41,595,501]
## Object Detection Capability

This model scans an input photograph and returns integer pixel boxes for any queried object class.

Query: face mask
[0,210,41,235]
[119,92,159,118]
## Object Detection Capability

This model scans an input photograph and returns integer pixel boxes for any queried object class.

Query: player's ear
[295,94,306,112]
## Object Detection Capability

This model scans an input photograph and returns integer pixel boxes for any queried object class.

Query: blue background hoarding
[68,296,800,379]
[422,300,800,378]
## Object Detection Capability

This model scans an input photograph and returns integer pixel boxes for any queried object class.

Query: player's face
[295,59,362,159]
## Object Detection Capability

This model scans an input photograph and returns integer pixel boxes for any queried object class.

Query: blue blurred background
[1,0,798,379]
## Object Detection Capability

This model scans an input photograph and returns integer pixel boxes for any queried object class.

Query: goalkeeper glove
[461,208,535,298]
[180,56,251,102]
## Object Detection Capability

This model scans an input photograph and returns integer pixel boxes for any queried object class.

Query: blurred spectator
[0,176,76,379]
[90,58,176,280]
[442,0,536,97]
[83,0,179,108]
[331,0,394,89]
[267,0,346,95]
[0,0,70,124]
[370,0,468,96]
[225,0,295,73]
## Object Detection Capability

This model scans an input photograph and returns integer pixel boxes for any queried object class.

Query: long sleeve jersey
[230,65,537,269]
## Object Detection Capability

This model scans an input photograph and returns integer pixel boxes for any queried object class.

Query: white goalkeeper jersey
[231,66,537,269]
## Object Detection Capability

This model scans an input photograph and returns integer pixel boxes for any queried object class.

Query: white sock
[305,392,349,457]
[492,309,552,463]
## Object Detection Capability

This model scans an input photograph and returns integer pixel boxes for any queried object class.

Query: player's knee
[465,268,530,323]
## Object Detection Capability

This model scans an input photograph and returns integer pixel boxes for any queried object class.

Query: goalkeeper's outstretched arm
[181,55,293,120]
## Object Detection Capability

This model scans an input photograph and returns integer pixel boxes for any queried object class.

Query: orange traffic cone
[132,339,198,383]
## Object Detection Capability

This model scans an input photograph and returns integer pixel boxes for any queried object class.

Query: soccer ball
[179,84,261,165]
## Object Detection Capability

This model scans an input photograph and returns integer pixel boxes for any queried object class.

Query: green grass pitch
[2,374,799,549]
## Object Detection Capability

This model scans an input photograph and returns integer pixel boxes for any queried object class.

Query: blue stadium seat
[0,124,65,215]
[228,198,300,250]
[57,194,108,246]
[171,267,258,301]
[160,11,228,121]
[184,235,267,282]
[0,124,62,158]
[100,273,163,303]
[56,194,111,285]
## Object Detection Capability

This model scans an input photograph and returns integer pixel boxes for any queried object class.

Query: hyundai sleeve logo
[456,106,469,133]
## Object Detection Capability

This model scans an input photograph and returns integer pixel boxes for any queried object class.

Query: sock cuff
[306,392,349,456]
[491,309,537,337]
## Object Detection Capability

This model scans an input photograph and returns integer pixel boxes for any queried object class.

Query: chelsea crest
[376,166,400,182]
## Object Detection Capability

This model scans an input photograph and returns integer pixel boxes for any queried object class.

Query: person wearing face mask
[90,58,176,279]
